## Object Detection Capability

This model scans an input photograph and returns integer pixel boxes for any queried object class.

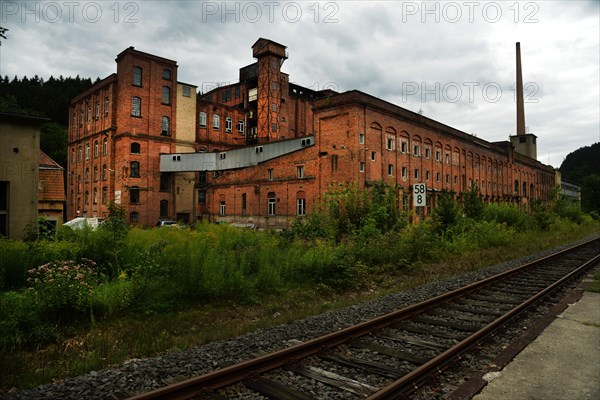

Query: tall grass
[1,190,599,389]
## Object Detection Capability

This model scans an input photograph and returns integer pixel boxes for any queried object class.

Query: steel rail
[129,237,600,400]
[368,249,600,399]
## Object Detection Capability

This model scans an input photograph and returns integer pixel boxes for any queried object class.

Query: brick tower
[252,38,288,142]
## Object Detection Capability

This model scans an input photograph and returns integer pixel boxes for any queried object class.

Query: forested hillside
[559,142,600,213]
[0,75,96,167]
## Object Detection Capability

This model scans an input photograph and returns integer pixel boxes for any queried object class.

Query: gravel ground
[2,235,598,400]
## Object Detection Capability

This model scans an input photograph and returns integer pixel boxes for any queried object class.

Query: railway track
[129,237,600,400]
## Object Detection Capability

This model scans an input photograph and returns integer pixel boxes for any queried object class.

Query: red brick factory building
[67,38,555,228]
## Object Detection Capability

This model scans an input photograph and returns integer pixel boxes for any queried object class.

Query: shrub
[462,220,515,248]
[27,259,99,322]
[553,198,584,224]
[483,203,531,231]
[1,291,43,349]
[431,190,461,234]
[288,210,335,242]
[463,185,485,220]
[0,239,30,291]
[91,278,133,319]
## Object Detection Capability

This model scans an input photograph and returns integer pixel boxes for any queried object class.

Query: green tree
[102,202,128,241]
[99,202,128,277]
[431,190,461,234]
[580,175,600,214]
[40,123,68,167]
[463,185,484,220]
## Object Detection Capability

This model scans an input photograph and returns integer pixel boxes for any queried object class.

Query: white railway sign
[413,183,426,207]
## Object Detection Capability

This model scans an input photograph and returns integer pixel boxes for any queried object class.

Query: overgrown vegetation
[1,186,598,390]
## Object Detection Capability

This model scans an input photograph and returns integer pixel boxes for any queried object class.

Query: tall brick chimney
[510,42,538,160]
[516,42,526,136]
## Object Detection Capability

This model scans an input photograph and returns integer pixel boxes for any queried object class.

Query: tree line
[559,142,600,214]
[0,75,96,167]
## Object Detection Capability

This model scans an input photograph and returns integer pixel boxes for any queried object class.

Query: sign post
[413,183,427,208]
[413,183,426,260]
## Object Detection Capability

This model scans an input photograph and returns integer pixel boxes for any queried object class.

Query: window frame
[130,161,140,178]
[162,86,171,105]
[297,198,306,216]
[267,193,276,216]
[132,66,142,86]
[131,142,141,154]
[129,186,140,204]
[132,96,141,117]
[161,116,170,136]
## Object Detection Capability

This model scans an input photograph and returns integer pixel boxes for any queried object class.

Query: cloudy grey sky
[1,0,598,168]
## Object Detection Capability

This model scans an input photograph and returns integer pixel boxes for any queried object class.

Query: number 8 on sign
[413,183,426,207]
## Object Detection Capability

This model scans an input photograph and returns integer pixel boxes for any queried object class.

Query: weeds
[0,184,599,390]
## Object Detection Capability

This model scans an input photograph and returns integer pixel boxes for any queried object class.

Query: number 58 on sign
[413,183,426,207]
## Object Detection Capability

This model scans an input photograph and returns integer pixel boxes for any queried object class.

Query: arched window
[161,116,170,135]
[130,142,141,154]
[94,141,98,157]
[514,180,519,195]
[160,200,168,217]
[132,66,142,86]
[162,86,170,104]
[241,193,247,215]
[132,96,141,117]
[102,164,107,180]
[93,166,98,181]
[93,188,98,204]
[219,194,226,215]
[103,138,108,155]
[102,186,107,204]
[296,191,306,216]
[267,192,276,216]
[130,161,140,178]
[129,186,140,204]
[85,168,89,182]
[530,183,534,199]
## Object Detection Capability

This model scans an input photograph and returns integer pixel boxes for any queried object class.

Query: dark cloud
[0,0,597,167]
